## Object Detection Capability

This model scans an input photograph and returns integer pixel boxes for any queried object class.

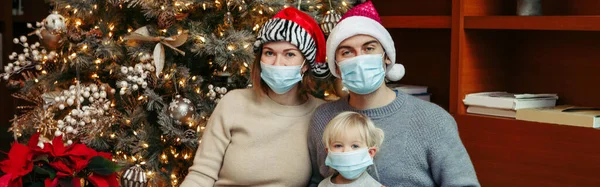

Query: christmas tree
[1,0,360,186]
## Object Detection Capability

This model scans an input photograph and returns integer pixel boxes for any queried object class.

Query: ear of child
[368,147,378,158]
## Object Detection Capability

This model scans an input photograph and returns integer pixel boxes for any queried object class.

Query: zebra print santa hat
[254,7,330,79]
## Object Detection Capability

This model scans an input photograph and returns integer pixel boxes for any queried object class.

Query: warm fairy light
[184,154,190,159]
[269,7,274,12]
[243,43,250,49]
[161,29,167,33]
[253,24,260,31]
[227,45,235,51]
[223,65,227,71]
[164,74,170,79]
[69,53,77,59]
[42,70,47,74]
[176,138,181,142]
[203,3,206,10]
[65,5,71,8]
[92,73,99,78]
[108,32,113,37]
[109,24,115,31]
[127,28,132,32]
[192,76,197,81]
[34,79,39,83]
[243,62,249,67]
[132,156,137,161]
[143,143,149,148]
[177,30,182,35]
[138,95,145,100]
[201,127,205,130]
[324,91,330,97]
[195,88,200,94]
[54,81,58,84]
[161,153,167,160]
[82,44,88,50]
[258,10,263,14]
[95,59,101,64]
[126,119,131,124]
[342,1,347,6]
[198,36,206,43]
[140,161,146,165]
[110,134,116,138]
[161,6,165,10]
[175,2,181,6]
[76,20,82,26]
[133,131,138,136]
[179,80,185,86]
[73,9,78,13]
[93,4,98,9]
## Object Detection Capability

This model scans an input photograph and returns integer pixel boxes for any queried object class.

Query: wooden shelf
[465,16,600,31]
[381,16,451,29]
[455,113,600,186]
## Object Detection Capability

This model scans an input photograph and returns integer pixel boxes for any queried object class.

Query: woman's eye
[286,52,296,57]
[264,51,274,56]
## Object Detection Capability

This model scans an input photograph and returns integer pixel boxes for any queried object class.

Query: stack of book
[463,92,559,118]
[388,84,430,102]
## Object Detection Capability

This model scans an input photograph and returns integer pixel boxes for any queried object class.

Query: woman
[180,7,329,186]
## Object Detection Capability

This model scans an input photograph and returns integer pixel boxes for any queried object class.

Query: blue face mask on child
[325,148,373,180]
[338,54,386,95]
[260,62,304,94]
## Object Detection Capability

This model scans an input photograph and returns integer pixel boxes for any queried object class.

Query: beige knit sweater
[180,88,325,187]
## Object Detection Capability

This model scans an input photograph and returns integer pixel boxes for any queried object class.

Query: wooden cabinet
[0,0,51,158]
[373,0,600,186]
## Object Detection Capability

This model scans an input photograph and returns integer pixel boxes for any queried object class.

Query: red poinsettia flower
[26,133,52,155]
[88,173,119,187]
[0,143,33,187]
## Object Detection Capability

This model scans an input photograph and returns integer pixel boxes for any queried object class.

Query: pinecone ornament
[320,11,341,35]
[184,129,196,139]
[158,12,176,29]
[121,165,148,187]
[67,28,84,43]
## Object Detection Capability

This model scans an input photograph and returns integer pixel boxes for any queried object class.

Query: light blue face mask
[338,54,386,95]
[325,148,373,180]
[260,62,304,94]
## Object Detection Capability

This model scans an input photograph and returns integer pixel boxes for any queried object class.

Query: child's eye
[351,144,360,149]
[333,144,343,148]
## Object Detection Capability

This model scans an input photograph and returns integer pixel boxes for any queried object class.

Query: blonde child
[318,111,384,187]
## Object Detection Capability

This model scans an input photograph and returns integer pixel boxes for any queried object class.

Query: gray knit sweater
[308,92,480,187]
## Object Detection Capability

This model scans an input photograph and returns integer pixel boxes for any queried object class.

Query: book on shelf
[467,106,516,118]
[387,84,430,102]
[463,92,558,110]
[516,105,600,128]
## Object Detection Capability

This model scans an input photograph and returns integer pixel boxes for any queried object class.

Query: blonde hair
[250,47,317,98]
[322,111,384,150]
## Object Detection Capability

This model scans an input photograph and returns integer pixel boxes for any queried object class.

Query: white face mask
[259,61,304,94]
[325,148,373,180]
[337,54,386,95]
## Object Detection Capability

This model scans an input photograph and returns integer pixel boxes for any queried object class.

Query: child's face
[329,127,368,153]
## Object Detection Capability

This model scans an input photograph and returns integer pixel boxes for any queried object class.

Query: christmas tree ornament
[39,29,64,50]
[67,28,84,43]
[43,13,67,34]
[121,165,148,187]
[158,12,176,29]
[124,26,188,77]
[184,129,196,139]
[168,95,195,125]
[320,11,341,35]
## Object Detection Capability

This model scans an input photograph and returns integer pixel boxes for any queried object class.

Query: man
[308,1,480,186]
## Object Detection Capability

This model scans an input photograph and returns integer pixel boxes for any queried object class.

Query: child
[318,111,385,187]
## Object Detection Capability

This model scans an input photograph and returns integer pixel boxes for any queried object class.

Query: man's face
[335,34,391,66]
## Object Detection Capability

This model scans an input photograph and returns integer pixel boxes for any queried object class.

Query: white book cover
[467,106,516,118]
[463,92,558,110]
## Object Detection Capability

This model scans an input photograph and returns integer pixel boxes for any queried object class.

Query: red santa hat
[326,1,405,82]
[254,7,330,79]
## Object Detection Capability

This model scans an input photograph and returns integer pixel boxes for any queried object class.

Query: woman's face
[261,41,305,66]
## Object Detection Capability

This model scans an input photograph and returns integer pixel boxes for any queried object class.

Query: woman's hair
[250,46,317,98]
[322,111,384,150]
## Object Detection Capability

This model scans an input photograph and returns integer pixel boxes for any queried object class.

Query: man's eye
[366,47,375,51]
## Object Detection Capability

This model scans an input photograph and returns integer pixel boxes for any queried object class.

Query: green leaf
[28,181,45,187]
[33,165,56,179]
[32,154,50,163]
[87,156,120,176]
